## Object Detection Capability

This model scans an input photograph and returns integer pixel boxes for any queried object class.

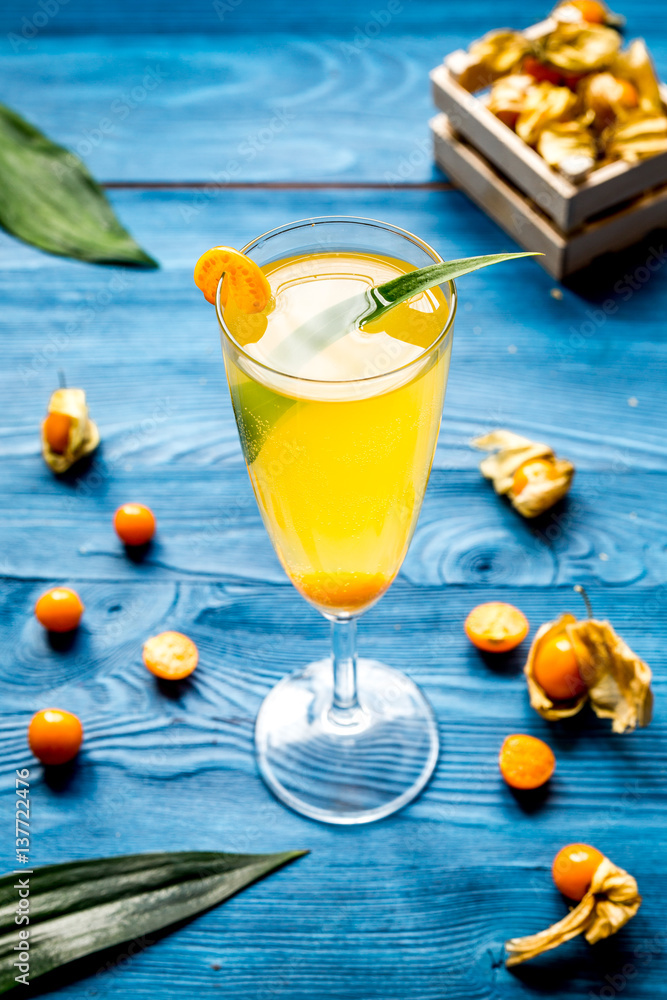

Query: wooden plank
[432,112,667,277]
[1,462,666,586]
[0,33,665,183]
[2,187,666,460]
[1,578,665,998]
[0,0,665,36]
[0,0,611,35]
[2,188,667,464]
[1,180,666,999]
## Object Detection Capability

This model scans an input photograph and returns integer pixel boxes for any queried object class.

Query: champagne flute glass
[215,216,456,824]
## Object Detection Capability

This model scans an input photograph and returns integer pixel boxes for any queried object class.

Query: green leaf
[268,252,539,367]
[362,252,540,326]
[0,103,158,266]
[225,251,539,464]
[0,850,306,993]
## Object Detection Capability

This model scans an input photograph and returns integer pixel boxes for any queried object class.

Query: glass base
[255,658,439,825]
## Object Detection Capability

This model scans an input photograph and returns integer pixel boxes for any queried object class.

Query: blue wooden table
[1,0,666,996]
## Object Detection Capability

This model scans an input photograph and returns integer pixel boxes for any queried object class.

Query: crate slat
[431,112,667,278]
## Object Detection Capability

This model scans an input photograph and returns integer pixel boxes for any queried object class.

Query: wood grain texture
[1,0,667,36]
[0,31,664,183]
[1,9,667,999]
[1,579,666,999]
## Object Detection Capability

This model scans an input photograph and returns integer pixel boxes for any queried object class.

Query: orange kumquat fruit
[114,503,156,547]
[499,734,556,790]
[43,412,72,454]
[28,708,83,765]
[34,587,84,632]
[552,843,605,900]
[465,602,529,653]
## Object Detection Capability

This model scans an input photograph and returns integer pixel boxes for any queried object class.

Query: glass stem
[329,617,361,726]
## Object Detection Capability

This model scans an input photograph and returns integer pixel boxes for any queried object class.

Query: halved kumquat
[465,602,529,653]
[194,246,271,313]
[143,631,199,680]
[499,733,556,790]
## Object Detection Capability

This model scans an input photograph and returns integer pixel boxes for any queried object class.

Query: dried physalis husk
[525,612,653,732]
[487,74,535,129]
[603,113,667,162]
[457,30,533,93]
[42,388,99,474]
[612,39,664,116]
[581,72,640,129]
[569,618,653,732]
[505,856,641,966]
[541,22,621,74]
[538,118,598,166]
[472,430,574,518]
[516,83,578,146]
[552,0,625,27]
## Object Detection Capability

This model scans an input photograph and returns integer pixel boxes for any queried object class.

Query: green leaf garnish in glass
[219,250,540,464]
[0,103,157,266]
[0,849,306,993]
[268,252,539,372]
[217,251,539,465]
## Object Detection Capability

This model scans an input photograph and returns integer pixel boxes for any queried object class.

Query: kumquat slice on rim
[194,246,271,312]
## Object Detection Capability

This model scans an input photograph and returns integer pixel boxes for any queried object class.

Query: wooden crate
[430,18,667,236]
[431,112,667,278]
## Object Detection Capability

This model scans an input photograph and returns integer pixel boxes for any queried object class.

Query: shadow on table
[507,782,552,815]
[41,757,83,793]
[508,932,639,992]
[477,646,526,676]
[563,229,667,307]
